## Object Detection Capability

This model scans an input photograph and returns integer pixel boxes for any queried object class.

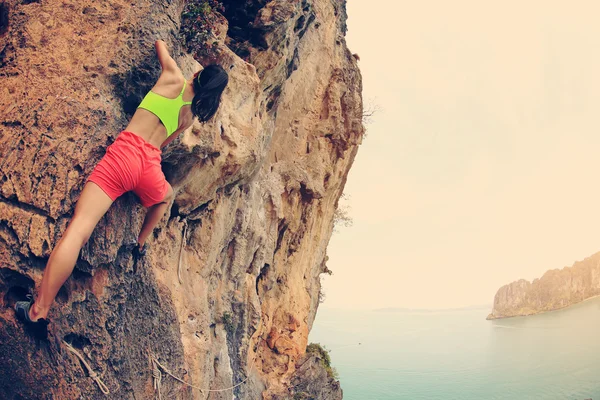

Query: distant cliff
[487,252,600,319]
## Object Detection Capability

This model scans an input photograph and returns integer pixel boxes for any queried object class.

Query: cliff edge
[0,0,363,398]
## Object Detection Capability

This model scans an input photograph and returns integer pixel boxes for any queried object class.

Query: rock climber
[14,40,229,338]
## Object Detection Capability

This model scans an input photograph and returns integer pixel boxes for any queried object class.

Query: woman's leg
[136,183,174,247]
[29,182,114,321]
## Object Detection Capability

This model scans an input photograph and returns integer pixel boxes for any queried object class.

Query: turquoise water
[310,298,600,400]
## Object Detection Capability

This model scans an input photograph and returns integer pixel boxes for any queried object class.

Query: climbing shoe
[132,242,148,261]
[15,295,50,340]
[127,242,149,273]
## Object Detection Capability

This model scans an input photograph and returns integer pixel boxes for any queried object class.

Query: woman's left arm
[155,40,178,73]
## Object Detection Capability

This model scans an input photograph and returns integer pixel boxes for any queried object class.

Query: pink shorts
[88,131,168,207]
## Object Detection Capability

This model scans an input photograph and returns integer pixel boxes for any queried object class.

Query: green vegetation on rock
[306,343,339,380]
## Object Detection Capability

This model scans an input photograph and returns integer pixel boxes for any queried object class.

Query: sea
[310,297,600,400]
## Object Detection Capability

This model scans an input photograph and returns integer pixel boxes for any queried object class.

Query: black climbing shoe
[15,295,50,340]
[132,242,148,261]
[128,242,149,273]
[126,242,148,261]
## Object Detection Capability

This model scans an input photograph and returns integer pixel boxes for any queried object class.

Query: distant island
[487,251,600,319]
[375,305,491,313]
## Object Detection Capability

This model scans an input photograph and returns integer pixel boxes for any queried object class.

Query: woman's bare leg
[136,183,173,247]
[29,182,114,321]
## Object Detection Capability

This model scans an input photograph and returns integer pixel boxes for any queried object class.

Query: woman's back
[126,70,195,149]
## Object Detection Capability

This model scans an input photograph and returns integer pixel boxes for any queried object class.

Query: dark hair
[192,64,229,122]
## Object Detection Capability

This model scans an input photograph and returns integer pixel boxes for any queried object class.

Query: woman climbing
[14,40,229,337]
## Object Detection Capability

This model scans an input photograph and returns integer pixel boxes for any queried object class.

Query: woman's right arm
[160,118,194,149]
[155,40,178,73]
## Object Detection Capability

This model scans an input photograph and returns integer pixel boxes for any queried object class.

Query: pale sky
[322,0,600,310]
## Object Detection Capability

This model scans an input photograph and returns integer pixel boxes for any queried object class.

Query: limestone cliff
[0,0,363,399]
[487,252,600,319]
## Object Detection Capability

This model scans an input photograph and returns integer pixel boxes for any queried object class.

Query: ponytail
[192,64,229,122]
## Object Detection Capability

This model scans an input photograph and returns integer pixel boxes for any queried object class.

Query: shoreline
[486,294,600,320]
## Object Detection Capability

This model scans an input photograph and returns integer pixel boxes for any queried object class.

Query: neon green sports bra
[137,81,193,137]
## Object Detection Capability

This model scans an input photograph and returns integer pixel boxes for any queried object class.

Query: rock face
[487,252,600,319]
[275,352,342,400]
[0,0,362,399]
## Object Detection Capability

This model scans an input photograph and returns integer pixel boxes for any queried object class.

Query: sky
[321,0,600,310]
